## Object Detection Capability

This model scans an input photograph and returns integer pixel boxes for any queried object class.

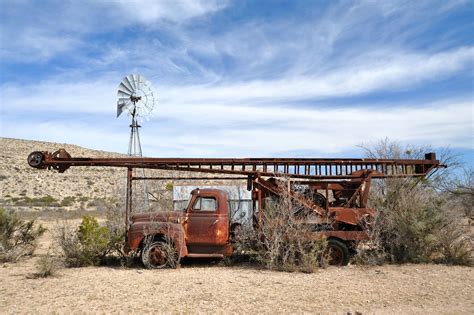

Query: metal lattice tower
[117,74,156,211]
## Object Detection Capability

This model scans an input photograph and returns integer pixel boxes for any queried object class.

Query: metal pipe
[125,167,132,231]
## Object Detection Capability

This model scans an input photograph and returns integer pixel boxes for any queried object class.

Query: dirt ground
[1,259,472,314]
[1,222,473,314]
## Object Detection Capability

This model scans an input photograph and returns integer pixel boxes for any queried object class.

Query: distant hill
[0,138,240,214]
[0,138,127,208]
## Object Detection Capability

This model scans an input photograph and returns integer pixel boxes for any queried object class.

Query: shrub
[433,208,472,265]
[60,196,75,207]
[11,195,60,207]
[235,188,327,273]
[370,179,445,263]
[28,252,62,278]
[0,208,46,262]
[41,195,56,204]
[357,139,472,266]
[56,216,115,267]
[165,182,174,192]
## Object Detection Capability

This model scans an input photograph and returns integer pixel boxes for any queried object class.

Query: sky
[0,0,473,164]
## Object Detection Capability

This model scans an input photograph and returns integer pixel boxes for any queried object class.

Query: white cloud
[157,47,474,105]
[1,81,117,114]
[0,0,229,63]
[3,47,472,116]
[110,0,229,24]
[1,29,80,63]
[2,97,472,157]
[148,99,473,154]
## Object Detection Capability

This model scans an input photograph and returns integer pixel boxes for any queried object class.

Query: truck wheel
[142,241,174,269]
[327,239,350,266]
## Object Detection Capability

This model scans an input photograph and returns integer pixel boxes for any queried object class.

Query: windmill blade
[127,75,136,90]
[118,81,133,93]
[117,88,132,98]
[135,74,142,89]
[117,97,130,104]
[122,76,134,92]
[132,74,139,89]
[117,101,129,118]
[124,75,135,91]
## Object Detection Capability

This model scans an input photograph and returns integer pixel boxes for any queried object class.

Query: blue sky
[0,0,473,164]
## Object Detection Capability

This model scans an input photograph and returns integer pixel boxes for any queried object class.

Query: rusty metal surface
[27,148,445,261]
[184,189,229,247]
[127,219,187,257]
[27,149,442,178]
[328,207,375,226]
[128,189,230,257]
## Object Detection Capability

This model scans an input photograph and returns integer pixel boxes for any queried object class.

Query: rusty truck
[27,149,442,267]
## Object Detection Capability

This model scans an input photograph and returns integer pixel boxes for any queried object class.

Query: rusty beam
[27,149,443,179]
[131,176,248,181]
[125,167,133,229]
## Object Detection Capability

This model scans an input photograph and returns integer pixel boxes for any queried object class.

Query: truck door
[186,196,228,246]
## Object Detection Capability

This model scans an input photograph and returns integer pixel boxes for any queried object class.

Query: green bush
[41,195,56,204]
[0,208,46,262]
[60,196,75,207]
[165,182,174,192]
[371,180,444,263]
[357,140,472,266]
[11,195,60,207]
[57,215,120,267]
[362,179,472,265]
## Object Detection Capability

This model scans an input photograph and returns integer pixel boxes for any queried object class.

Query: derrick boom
[27,148,441,179]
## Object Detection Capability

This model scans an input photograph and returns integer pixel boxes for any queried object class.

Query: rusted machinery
[27,149,442,266]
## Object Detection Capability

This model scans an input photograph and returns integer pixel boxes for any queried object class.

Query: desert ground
[1,137,473,313]
[1,249,473,313]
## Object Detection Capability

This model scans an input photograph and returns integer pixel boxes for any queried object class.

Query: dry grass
[27,251,62,279]
[0,208,46,262]
[234,185,327,273]
[357,140,473,266]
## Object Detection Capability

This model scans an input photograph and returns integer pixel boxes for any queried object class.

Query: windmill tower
[116,74,155,211]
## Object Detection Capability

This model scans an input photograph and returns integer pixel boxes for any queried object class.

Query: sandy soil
[1,223,473,315]
[2,222,472,313]
[1,258,472,314]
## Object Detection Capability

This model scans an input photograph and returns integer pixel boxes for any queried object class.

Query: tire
[141,241,177,269]
[327,238,350,266]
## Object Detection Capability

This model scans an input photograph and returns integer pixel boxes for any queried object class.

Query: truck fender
[128,221,188,257]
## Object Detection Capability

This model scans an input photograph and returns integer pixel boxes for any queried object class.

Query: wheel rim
[328,245,344,266]
[148,245,167,267]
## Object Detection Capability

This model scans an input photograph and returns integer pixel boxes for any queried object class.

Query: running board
[186,253,225,258]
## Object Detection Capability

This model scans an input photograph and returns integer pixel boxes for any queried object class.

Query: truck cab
[127,188,234,268]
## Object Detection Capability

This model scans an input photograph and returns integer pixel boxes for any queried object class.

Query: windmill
[117,74,155,210]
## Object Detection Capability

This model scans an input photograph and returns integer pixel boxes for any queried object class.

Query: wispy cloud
[110,0,229,24]
[0,0,229,63]
[3,46,472,115]
[158,47,474,105]
[0,1,472,160]
[3,96,472,157]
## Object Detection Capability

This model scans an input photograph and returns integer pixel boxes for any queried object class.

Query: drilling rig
[27,149,442,267]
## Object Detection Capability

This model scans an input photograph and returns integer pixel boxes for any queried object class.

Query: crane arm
[27,148,443,180]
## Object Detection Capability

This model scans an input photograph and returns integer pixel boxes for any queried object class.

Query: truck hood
[131,211,184,223]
